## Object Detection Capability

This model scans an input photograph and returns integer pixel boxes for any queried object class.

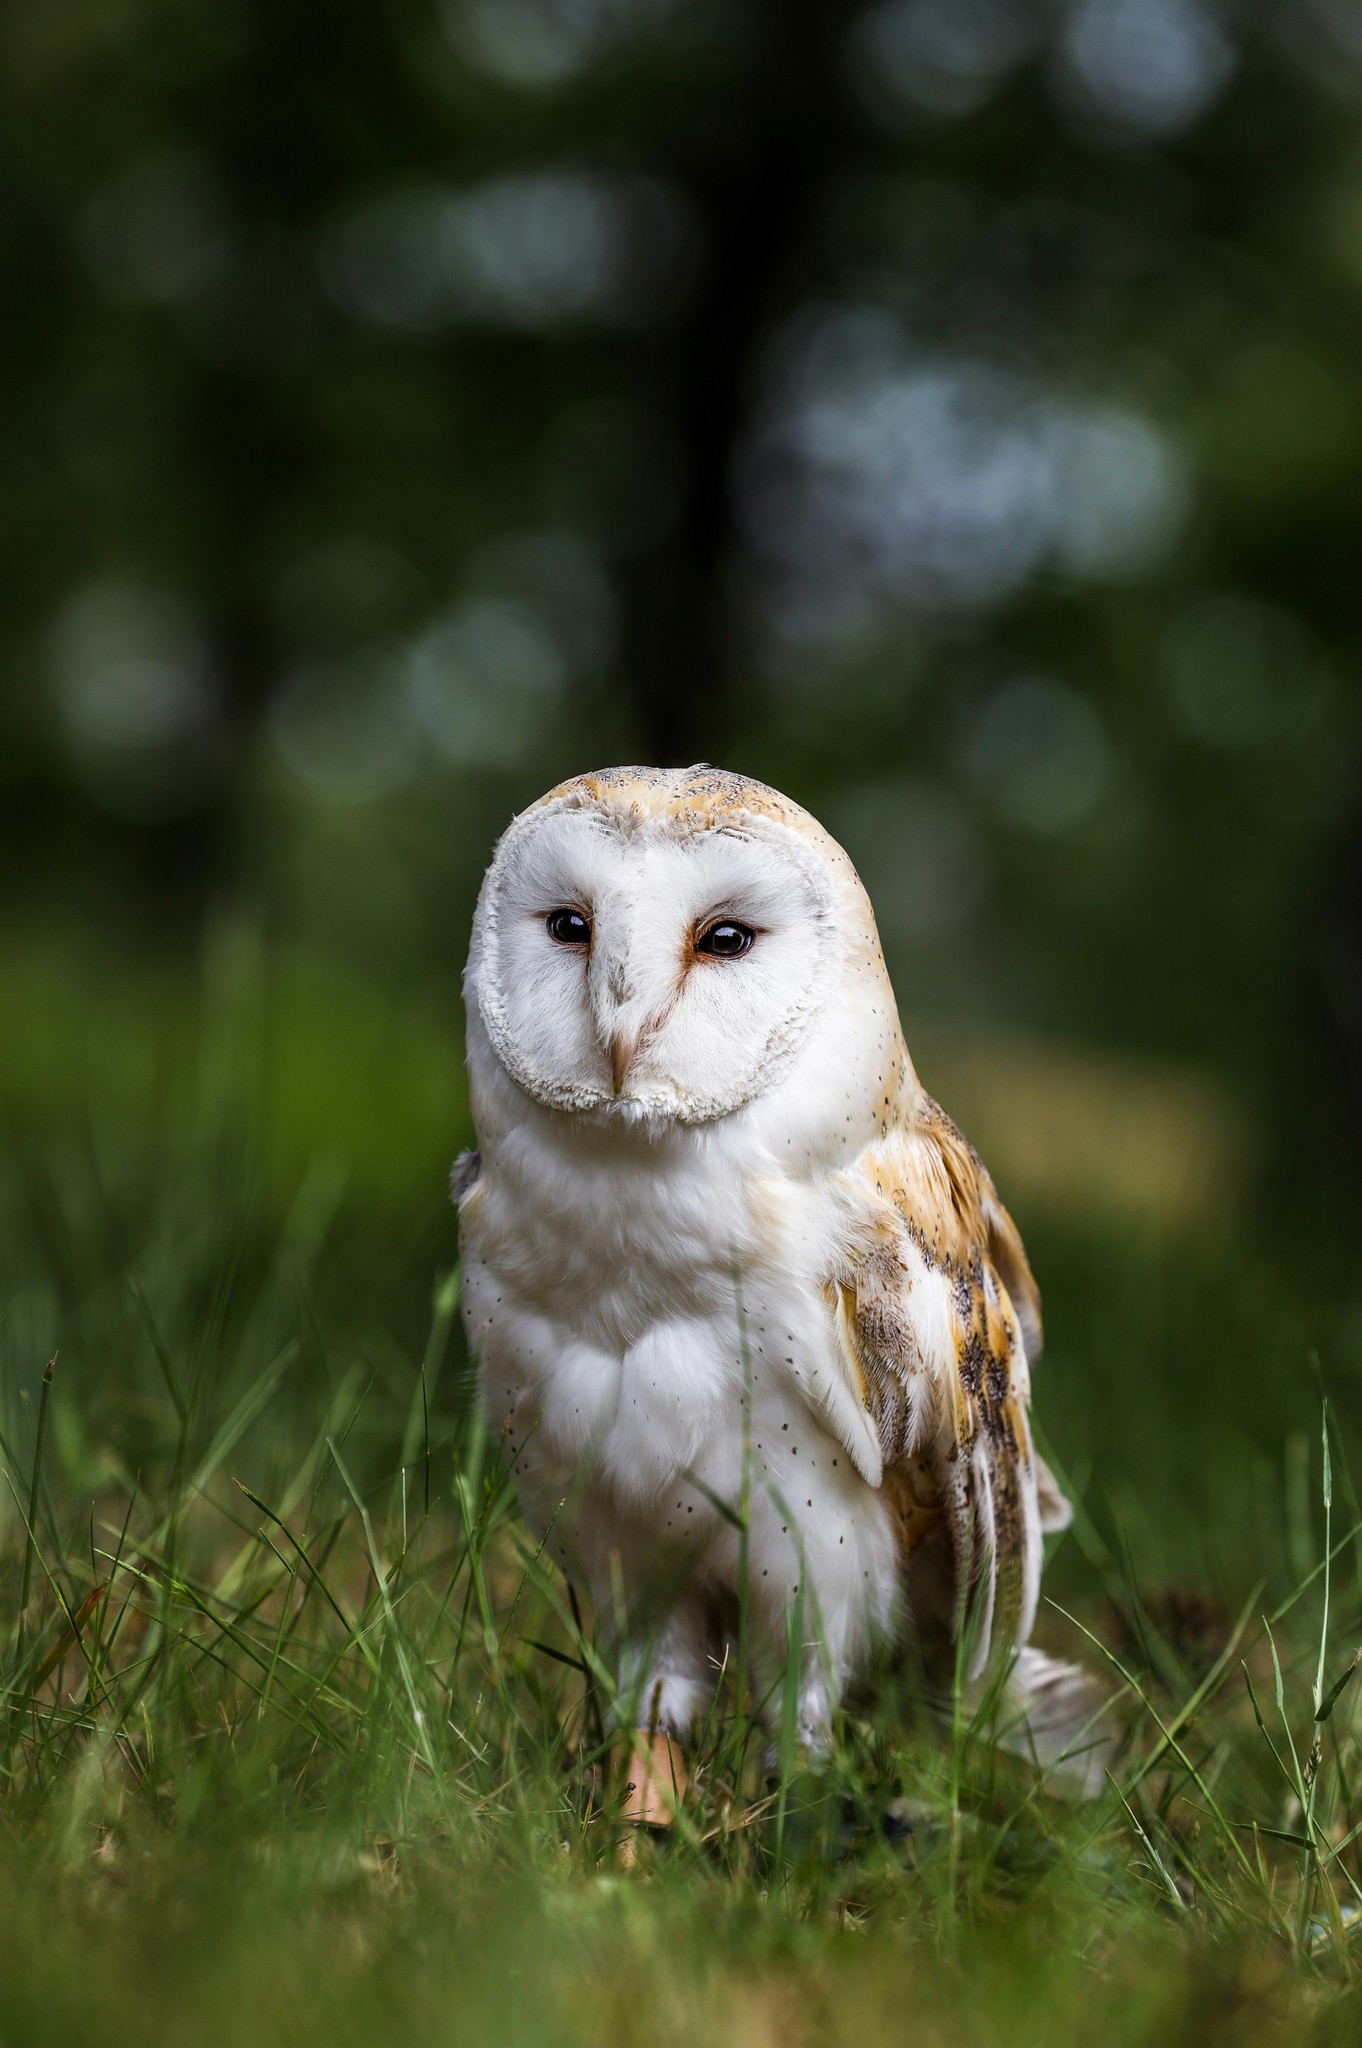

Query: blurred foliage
[2,0,1362,1238]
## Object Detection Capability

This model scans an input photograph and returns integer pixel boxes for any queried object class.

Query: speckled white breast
[459,1095,901,1690]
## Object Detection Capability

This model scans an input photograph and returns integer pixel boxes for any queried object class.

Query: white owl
[457,765,1103,1819]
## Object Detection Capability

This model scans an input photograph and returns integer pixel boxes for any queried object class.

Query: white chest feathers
[460,1116,903,1712]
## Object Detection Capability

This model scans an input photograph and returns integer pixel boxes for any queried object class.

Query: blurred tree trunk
[616,3,849,767]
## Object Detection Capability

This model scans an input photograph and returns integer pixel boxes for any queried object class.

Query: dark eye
[694,919,756,959]
[546,907,591,946]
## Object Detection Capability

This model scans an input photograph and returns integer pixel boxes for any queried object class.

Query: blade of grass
[127,1278,187,1425]
[18,1356,55,1621]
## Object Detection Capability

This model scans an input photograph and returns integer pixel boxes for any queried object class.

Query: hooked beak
[589,912,666,1099]
[608,1030,637,1096]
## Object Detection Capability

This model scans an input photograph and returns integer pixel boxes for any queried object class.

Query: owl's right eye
[545,907,591,947]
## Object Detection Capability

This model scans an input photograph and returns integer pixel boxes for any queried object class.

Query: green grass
[4,975,1362,2048]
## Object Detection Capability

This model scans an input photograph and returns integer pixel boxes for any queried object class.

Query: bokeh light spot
[441,0,689,88]
[849,0,1040,121]
[1058,0,1235,138]
[271,649,420,802]
[1161,595,1313,748]
[78,151,228,305]
[323,174,698,332]
[962,675,1113,832]
[49,581,222,819]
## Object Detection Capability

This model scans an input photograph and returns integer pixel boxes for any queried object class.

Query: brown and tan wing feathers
[827,1094,1062,1676]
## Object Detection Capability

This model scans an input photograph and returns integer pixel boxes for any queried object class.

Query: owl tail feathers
[984,1646,1123,1800]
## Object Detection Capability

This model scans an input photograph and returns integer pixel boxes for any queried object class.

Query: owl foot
[762,1702,834,1786]
[615,1728,688,1831]
[761,1737,832,1787]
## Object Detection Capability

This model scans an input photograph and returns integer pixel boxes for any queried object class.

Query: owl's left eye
[546,907,591,946]
[694,919,756,959]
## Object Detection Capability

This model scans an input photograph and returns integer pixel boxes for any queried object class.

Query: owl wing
[821,1094,1070,1677]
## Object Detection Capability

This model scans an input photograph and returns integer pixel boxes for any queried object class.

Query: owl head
[464,765,906,1135]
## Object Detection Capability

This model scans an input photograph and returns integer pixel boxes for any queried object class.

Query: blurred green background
[4,0,1362,1601]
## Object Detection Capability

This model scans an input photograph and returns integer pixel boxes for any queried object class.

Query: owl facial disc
[467,789,844,1126]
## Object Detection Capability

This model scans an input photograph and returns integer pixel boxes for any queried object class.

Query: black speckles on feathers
[829,1087,1049,1681]
[958,1332,986,1400]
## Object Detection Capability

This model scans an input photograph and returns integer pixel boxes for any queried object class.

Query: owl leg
[615,1599,711,1741]
[757,1571,864,1773]
[796,1672,836,1754]
[614,1728,688,1831]
[609,1601,709,1832]
[756,1662,836,1787]
[747,1588,835,1777]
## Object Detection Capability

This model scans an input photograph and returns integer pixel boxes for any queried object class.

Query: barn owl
[456,765,1104,1817]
